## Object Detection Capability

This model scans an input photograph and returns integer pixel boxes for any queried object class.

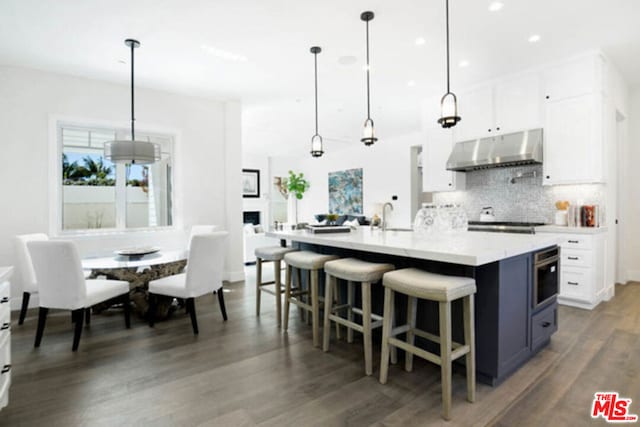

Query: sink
[385,228,414,232]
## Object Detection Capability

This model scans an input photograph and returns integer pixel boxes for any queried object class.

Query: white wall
[0,65,244,305]
[624,86,640,282]
[242,153,270,226]
[295,133,423,228]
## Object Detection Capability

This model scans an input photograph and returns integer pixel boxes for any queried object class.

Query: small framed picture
[242,169,260,198]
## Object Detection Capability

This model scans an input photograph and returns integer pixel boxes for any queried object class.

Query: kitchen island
[266,228,562,386]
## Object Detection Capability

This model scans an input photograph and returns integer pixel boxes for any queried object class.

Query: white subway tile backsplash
[432,165,604,224]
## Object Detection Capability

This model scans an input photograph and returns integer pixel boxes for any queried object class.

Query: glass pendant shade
[361,118,377,146]
[104,140,161,165]
[310,134,324,157]
[438,92,461,128]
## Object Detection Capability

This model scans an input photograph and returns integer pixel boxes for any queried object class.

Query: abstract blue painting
[328,168,363,214]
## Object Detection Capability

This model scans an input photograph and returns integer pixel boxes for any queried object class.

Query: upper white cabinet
[542,54,606,185]
[454,72,542,142]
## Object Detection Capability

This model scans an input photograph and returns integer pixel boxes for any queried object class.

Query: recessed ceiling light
[528,34,541,43]
[338,55,357,66]
[200,44,248,62]
[488,1,504,12]
[459,60,470,68]
[118,59,126,64]
[362,64,370,72]
[415,37,426,46]
[407,80,416,87]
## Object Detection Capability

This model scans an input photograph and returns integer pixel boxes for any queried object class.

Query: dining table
[81,249,189,319]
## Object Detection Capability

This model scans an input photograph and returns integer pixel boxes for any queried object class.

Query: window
[59,123,174,231]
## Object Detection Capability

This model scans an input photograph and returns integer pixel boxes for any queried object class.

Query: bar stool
[283,251,339,347]
[322,258,395,375]
[255,246,298,326]
[379,268,477,421]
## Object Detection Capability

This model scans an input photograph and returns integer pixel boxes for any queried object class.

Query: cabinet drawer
[557,234,592,250]
[560,268,593,300]
[0,309,9,348]
[0,281,9,323]
[0,332,10,410]
[562,249,592,268]
[531,304,558,351]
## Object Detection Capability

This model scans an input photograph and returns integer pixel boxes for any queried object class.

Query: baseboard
[557,296,597,310]
[225,270,245,283]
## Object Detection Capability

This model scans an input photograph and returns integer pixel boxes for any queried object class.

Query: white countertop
[535,225,608,235]
[266,228,562,266]
[82,249,188,270]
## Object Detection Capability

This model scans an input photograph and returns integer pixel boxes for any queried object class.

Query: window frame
[49,116,179,236]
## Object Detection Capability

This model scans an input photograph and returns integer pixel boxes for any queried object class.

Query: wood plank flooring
[2,265,638,426]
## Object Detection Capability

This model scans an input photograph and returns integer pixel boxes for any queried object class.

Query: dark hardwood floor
[2,266,638,426]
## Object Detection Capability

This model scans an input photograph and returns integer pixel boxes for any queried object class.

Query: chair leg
[405,296,418,372]
[347,281,354,343]
[322,273,334,352]
[283,264,292,331]
[217,286,228,321]
[256,258,262,317]
[439,301,453,421]
[187,298,199,335]
[379,287,394,384]
[362,282,373,376]
[274,260,282,327]
[464,295,476,403]
[34,307,49,347]
[148,293,157,327]
[85,307,91,326]
[310,269,320,347]
[71,308,85,352]
[18,291,30,325]
[123,293,131,328]
[333,279,341,340]
[297,268,306,323]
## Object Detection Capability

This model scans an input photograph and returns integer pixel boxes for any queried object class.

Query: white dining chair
[148,231,229,334]
[14,233,49,325]
[188,225,218,245]
[27,240,131,351]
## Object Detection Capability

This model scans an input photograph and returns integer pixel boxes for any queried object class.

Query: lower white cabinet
[0,267,12,412]
[536,231,609,309]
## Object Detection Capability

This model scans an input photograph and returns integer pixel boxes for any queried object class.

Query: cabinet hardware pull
[0,323,8,330]
[568,240,579,243]
[488,129,492,132]
[568,256,579,260]
[546,175,550,179]
[541,321,551,328]
[448,183,452,186]
[567,281,579,285]
[545,95,550,99]
[1,365,10,374]
[0,297,8,304]
[496,127,501,131]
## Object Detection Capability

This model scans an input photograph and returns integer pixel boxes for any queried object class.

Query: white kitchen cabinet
[454,73,542,142]
[542,93,604,185]
[422,127,465,192]
[542,54,604,101]
[0,267,12,412]
[535,231,609,309]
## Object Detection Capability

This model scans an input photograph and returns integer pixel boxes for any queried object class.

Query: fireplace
[243,211,261,225]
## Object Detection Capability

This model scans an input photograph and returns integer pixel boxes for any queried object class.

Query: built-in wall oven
[533,246,560,308]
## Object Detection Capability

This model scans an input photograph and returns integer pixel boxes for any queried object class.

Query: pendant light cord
[130,41,136,141]
[365,18,371,120]
[314,51,319,135]
[445,0,451,94]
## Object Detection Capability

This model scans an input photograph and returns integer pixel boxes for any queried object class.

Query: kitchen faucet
[382,202,394,231]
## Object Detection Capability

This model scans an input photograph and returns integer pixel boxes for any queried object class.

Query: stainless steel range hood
[446,128,543,171]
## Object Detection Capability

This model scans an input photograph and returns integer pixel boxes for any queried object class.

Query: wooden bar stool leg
[297,268,307,324]
[379,287,394,384]
[274,260,282,327]
[389,291,397,365]
[322,273,334,352]
[333,279,341,340]
[255,258,262,317]
[311,269,320,347]
[283,264,292,331]
[405,296,418,372]
[439,301,453,421]
[347,280,354,343]
[464,295,476,403]
[362,281,373,376]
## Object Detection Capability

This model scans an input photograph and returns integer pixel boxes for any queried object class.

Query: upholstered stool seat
[379,268,477,421]
[255,246,298,326]
[322,258,395,375]
[283,251,339,346]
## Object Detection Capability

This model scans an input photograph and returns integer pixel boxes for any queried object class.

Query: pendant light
[360,11,378,146]
[310,46,324,158]
[437,0,461,128]
[104,39,160,165]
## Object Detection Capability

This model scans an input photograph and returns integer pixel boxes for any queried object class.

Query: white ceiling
[1,0,639,156]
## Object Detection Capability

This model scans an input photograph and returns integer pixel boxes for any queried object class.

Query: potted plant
[286,170,309,224]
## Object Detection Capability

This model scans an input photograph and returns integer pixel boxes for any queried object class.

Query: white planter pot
[287,196,298,225]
